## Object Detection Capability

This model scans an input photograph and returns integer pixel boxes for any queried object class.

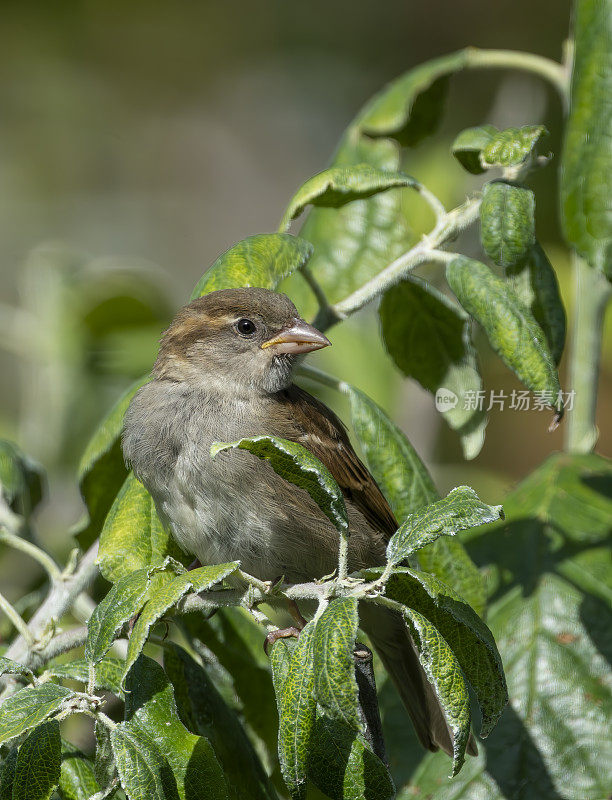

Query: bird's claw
[263,626,302,655]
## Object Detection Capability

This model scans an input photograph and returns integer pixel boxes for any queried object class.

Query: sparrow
[123,286,470,758]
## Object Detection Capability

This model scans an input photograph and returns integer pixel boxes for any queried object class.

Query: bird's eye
[236,318,257,336]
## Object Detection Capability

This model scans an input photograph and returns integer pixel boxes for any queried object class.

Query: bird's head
[153,287,330,393]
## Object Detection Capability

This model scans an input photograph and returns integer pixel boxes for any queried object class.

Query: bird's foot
[263,626,302,655]
[187,558,202,571]
[286,598,308,629]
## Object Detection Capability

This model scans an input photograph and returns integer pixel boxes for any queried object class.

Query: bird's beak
[260,320,331,354]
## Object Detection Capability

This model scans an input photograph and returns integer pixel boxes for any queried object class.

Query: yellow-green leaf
[270,623,316,800]
[85,568,150,663]
[98,472,183,582]
[313,598,361,730]
[191,233,312,299]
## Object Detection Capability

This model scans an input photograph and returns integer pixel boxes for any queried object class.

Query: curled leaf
[359,50,469,145]
[452,125,498,174]
[211,436,348,533]
[280,164,417,231]
[386,486,503,565]
[401,607,471,776]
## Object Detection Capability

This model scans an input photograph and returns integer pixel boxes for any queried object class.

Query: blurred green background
[1,0,610,600]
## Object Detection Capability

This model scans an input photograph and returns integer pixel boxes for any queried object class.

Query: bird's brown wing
[278,385,398,539]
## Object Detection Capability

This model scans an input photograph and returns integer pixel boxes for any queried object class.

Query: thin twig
[3,541,99,671]
[35,626,88,667]
[0,591,35,645]
[0,531,62,581]
[313,196,481,331]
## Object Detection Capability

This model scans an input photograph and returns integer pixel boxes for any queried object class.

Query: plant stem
[3,541,99,671]
[314,196,481,331]
[297,363,347,392]
[0,531,62,581]
[337,533,349,583]
[0,591,35,645]
[565,255,612,453]
[36,626,89,666]
[462,47,569,100]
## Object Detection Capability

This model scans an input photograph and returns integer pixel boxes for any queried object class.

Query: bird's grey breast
[123,379,286,569]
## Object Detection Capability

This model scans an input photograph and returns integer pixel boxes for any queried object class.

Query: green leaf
[359,50,469,145]
[270,622,316,800]
[94,720,116,793]
[451,125,498,174]
[85,568,150,663]
[12,721,61,800]
[74,378,145,549]
[190,233,312,300]
[123,563,239,681]
[98,472,183,582]
[506,241,566,365]
[44,658,125,697]
[313,597,361,730]
[124,655,227,800]
[409,453,612,799]
[0,657,34,683]
[561,0,612,278]
[297,135,413,303]
[269,639,293,698]
[343,384,437,517]
[365,567,507,738]
[481,125,548,169]
[309,718,395,800]
[379,275,486,459]
[480,181,535,268]
[280,164,417,231]
[58,741,101,800]
[211,436,348,532]
[0,747,17,800]
[164,643,278,800]
[0,683,73,746]
[110,723,179,800]
[0,440,44,518]
[446,256,563,413]
[343,385,486,613]
[401,606,471,776]
[386,486,503,565]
